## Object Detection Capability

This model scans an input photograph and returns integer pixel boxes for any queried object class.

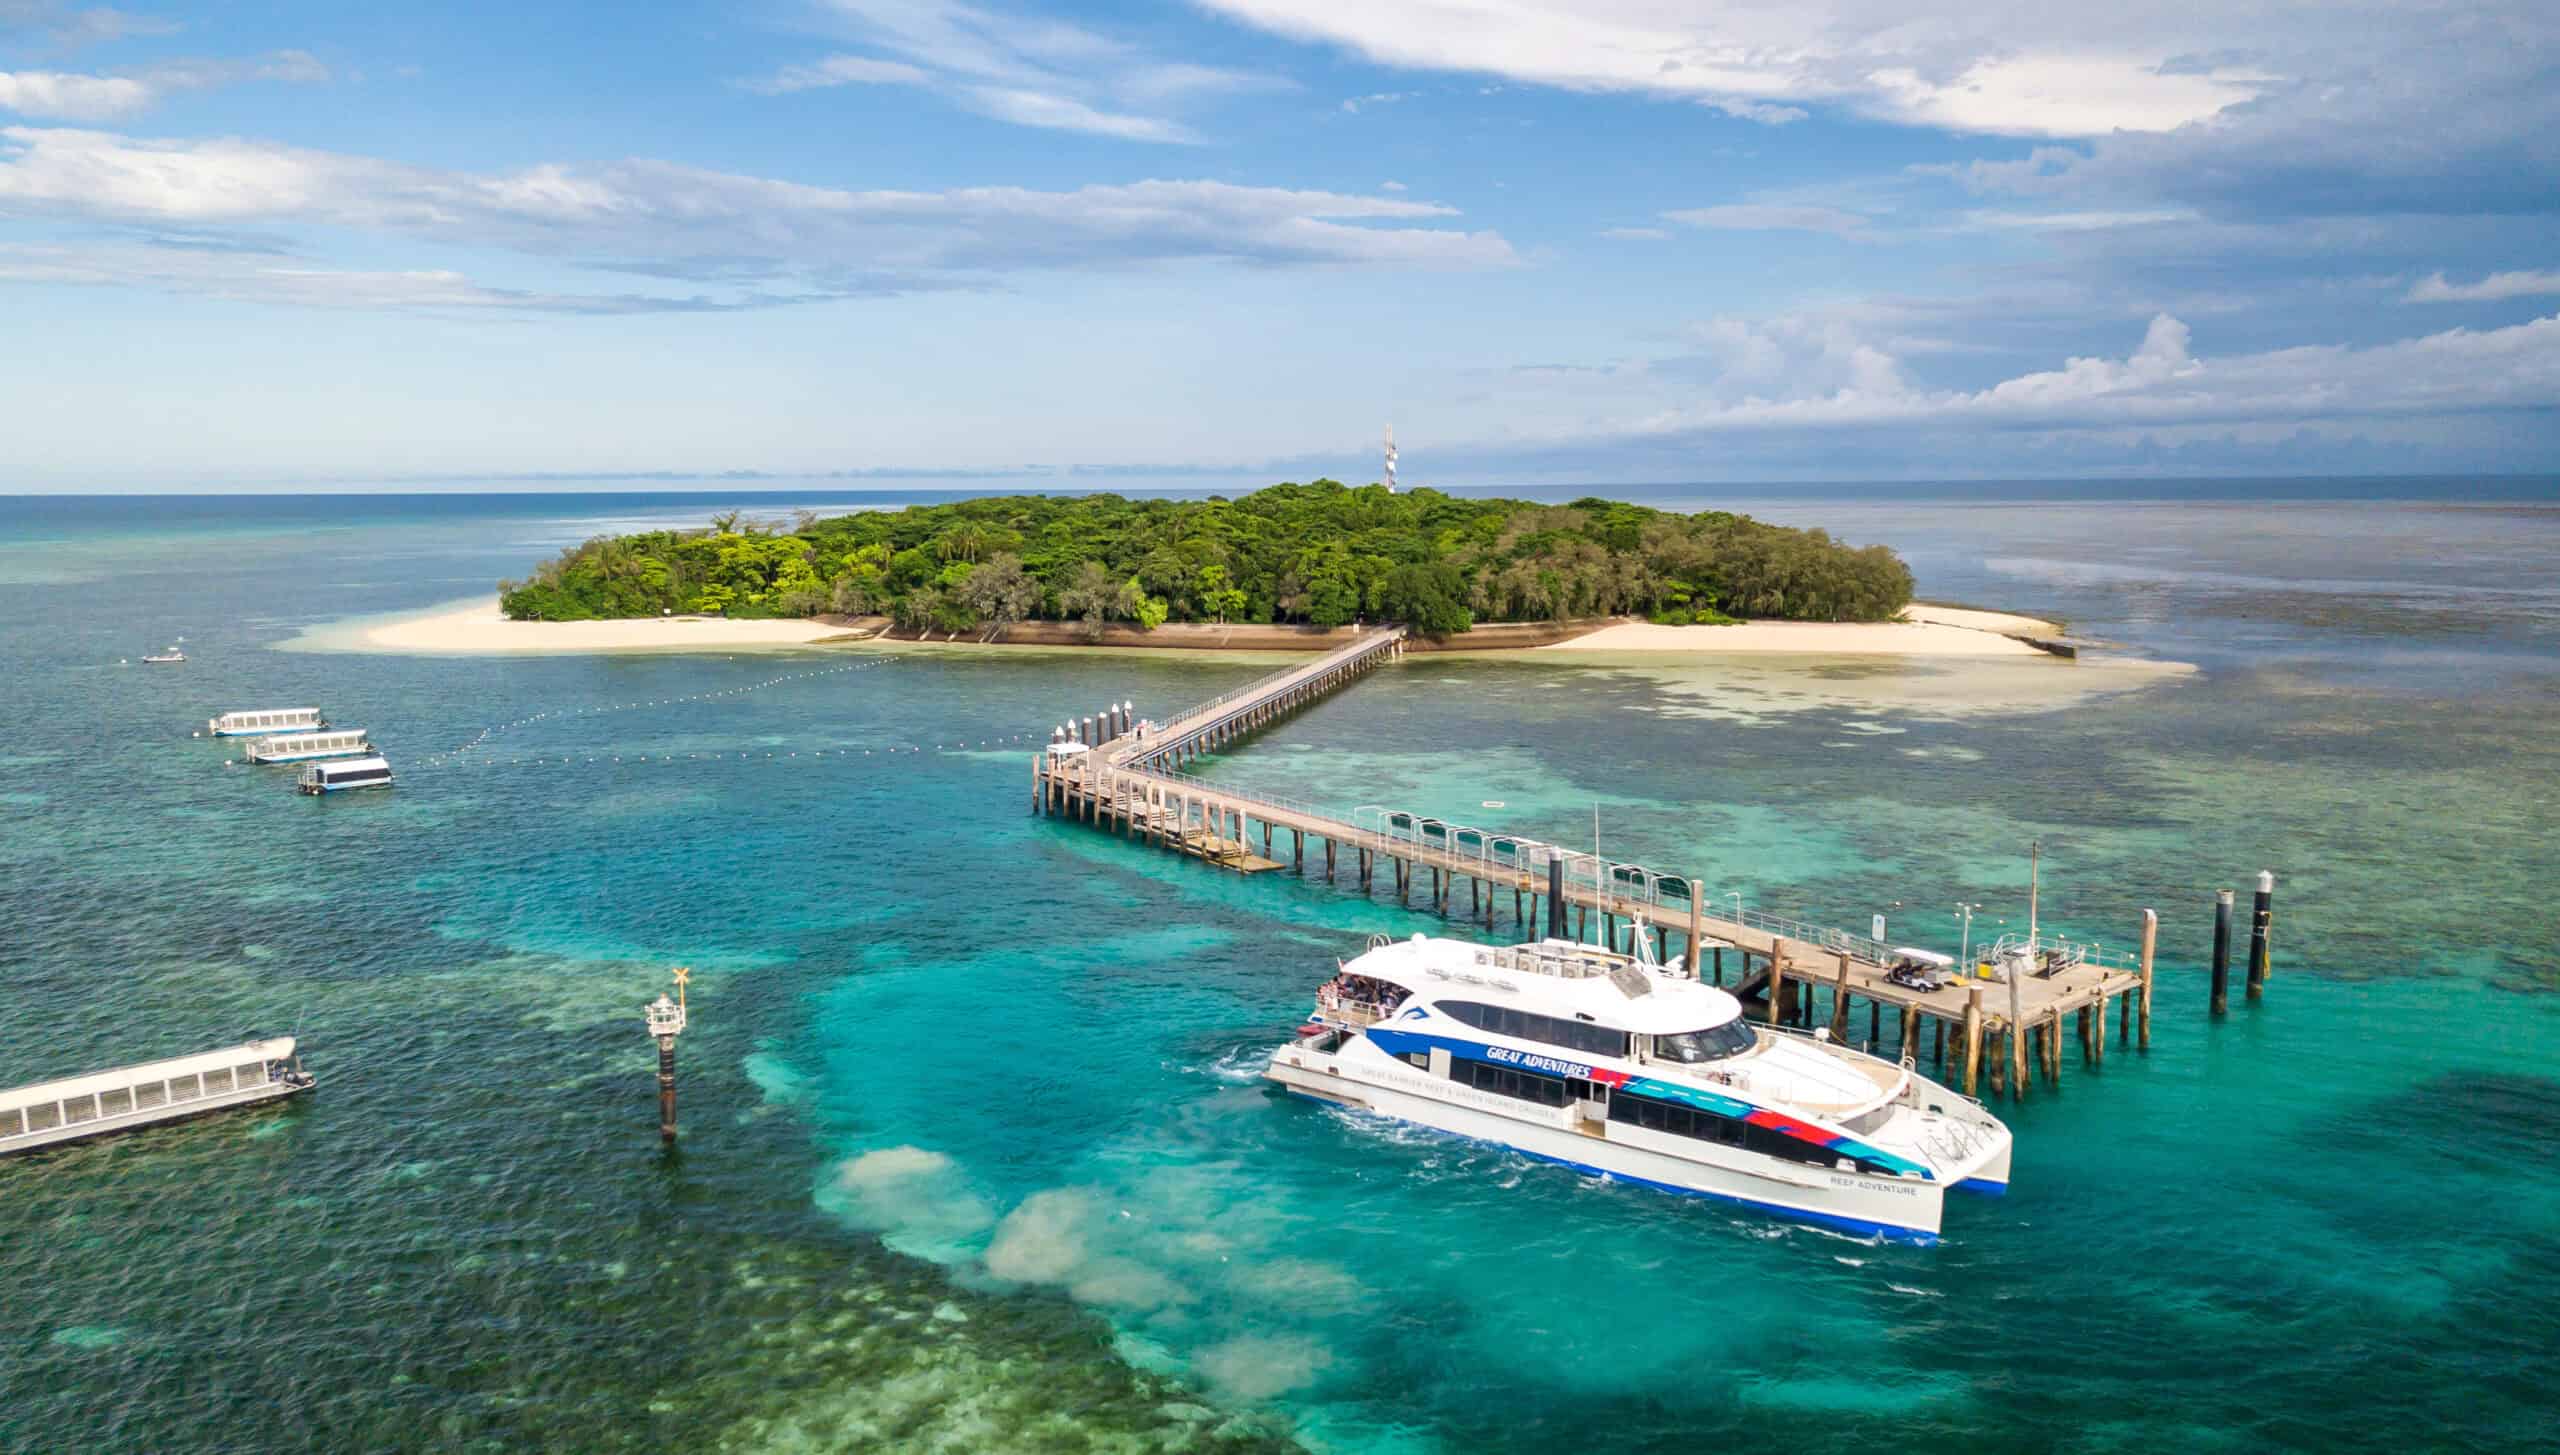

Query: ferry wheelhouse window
[1451,1058,1571,1108]
[1439,1001,1630,1059]
[1646,1019,1758,1064]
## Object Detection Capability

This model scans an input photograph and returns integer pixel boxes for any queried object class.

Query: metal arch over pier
[1031,627,2159,1102]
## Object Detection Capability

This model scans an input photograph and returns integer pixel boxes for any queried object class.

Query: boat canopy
[0,1038,295,1117]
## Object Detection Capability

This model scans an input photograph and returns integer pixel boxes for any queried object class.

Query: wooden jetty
[1033,628,2159,1101]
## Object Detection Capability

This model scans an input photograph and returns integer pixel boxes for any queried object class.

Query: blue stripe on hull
[1954,1177,2008,1197]
[1277,1086,1937,1244]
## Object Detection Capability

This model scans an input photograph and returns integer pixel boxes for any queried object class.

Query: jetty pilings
[2211,888,2234,1016]
[2247,870,2275,1000]
[1031,625,2165,1105]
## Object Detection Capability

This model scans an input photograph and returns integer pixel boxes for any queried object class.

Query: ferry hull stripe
[1365,1027,1929,1179]
[1276,1087,1936,1243]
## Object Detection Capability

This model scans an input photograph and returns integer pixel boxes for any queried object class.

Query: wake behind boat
[1266,931,2011,1240]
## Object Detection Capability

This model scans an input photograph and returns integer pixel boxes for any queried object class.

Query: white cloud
[0,3,177,48]
[0,70,150,120]
[1194,0,2289,137]
[1599,226,1668,240]
[2407,269,2560,304]
[1664,204,1870,238]
[0,51,328,121]
[750,1,1257,143]
[1958,208,2192,231]
[0,241,787,314]
[750,54,932,93]
[1622,311,2560,437]
[965,85,1197,143]
[1339,90,1411,114]
[0,126,1515,307]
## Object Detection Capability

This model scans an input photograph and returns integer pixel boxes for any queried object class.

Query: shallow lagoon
[1,484,2555,1453]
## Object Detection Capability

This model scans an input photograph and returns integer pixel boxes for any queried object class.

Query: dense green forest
[498,483,1913,635]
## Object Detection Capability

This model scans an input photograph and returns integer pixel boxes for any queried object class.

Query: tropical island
[496,482,1917,637]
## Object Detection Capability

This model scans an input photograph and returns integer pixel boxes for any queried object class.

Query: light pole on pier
[645,967,689,1143]
[1956,902,1981,971]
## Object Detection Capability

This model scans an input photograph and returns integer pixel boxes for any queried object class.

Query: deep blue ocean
[2,479,2556,1453]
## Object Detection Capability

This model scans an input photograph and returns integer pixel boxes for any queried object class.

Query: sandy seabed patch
[1532,602,2066,658]
[290,597,858,655]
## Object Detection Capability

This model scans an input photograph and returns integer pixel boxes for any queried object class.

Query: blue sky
[2,0,2555,490]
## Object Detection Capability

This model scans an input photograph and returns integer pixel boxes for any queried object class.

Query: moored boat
[298,755,393,794]
[1266,931,2012,1240]
[1,1038,313,1156]
[246,728,375,764]
[141,646,186,664]
[208,708,326,736]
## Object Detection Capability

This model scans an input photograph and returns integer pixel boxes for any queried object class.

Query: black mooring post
[1546,859,1566,940]
[657,1037,678,1142]
[2210,888,2234,1016]
[2246,870,2274,1001]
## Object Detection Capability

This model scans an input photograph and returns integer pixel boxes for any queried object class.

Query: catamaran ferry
[1266,931,2012,1240]
[207,708,326,737]
[245,729,374,764]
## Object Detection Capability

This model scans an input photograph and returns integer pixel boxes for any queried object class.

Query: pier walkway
[1032,629,2156,1101]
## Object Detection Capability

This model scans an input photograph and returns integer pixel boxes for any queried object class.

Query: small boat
[207,708,327,737]
[1,1038,313,1157]
[246,729,374,764]
[297,755,393,794]
[140,646,186,664]
[1266,930,2012,1241]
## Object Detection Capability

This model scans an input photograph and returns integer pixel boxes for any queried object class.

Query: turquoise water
[3,484,2557,1452]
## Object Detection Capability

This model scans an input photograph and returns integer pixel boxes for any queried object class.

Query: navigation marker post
[645,967,689,1143]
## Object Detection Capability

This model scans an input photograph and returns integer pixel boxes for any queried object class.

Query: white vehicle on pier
[208,708,326,737]
[1267,932,2012,1240]
[245,729,374,764]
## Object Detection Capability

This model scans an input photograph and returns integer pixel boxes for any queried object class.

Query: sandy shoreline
[1538,603,2065,657]
[305,596,2072,660]
[303,598,859,654]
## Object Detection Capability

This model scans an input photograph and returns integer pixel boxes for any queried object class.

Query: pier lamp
[644,967,689,1142]
[1956,902,1982,970]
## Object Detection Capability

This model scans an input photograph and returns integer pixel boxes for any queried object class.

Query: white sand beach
[310,597,857,654]
[1537,603,2063,656]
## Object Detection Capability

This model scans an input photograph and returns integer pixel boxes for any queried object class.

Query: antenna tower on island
[1384,425,1398,493]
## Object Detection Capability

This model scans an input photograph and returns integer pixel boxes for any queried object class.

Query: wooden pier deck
[1033,628,2157,1100]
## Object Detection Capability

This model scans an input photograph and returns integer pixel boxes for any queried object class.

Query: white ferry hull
[250,746,370,763]
[1,1076,307,1155]
[1268,1044,1949,1240]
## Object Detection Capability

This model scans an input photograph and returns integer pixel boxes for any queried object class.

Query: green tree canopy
[498,482,1914,632]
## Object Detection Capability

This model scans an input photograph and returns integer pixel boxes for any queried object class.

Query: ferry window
[1454,1058,1569,1108]
[1649,1019,1758,1064]
[99,1088,132,1116]
[26,1102,59,1132]
[1441,1001,1629,1059]
[203,1067,234,1094]
[64,1095,97,1123]
[1609,1093,1741,1144]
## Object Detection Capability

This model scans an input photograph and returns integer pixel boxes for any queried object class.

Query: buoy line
[441,653,902,762]
[415,731,1048,774]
